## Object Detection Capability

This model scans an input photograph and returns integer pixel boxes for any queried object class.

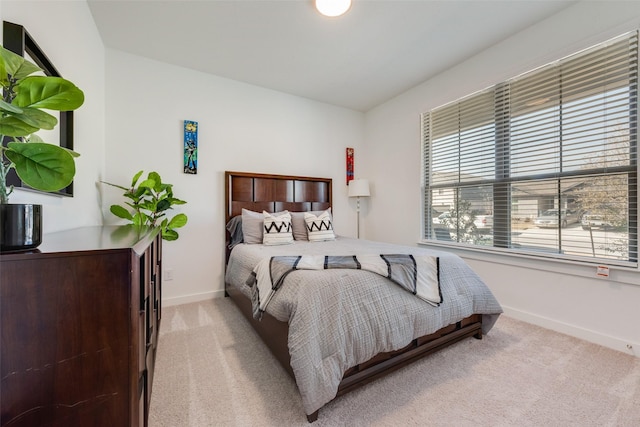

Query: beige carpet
[149,299,640,427]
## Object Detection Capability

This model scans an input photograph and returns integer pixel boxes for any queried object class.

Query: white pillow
[242,208,287,244]
[304,210,335,242]
[262,211,293,245]
[291,208,332,241]
[241,208,265,244]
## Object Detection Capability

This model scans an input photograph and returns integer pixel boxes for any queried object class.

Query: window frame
[421,31,639,268]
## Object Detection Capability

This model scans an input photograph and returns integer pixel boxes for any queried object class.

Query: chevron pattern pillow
[262,211,293,245]
[304,210,335,242]
[291,208,332,241]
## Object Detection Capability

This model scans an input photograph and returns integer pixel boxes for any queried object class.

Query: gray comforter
[224,236,503,416]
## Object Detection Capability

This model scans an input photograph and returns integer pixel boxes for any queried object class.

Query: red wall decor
[346,147,354,185]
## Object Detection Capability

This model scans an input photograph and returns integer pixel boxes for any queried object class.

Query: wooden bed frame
[224,171,483,422]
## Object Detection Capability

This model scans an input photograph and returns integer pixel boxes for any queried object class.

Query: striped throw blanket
[246,254,442,320]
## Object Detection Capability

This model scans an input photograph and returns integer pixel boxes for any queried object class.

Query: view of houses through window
[422,32,638,267]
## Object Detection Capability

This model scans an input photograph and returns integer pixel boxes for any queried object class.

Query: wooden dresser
[0,225,162,427]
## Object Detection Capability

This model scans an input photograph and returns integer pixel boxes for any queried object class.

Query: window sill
[418,240,639,286]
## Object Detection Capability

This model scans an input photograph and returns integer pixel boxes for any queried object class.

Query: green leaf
[156,199,171,212]
[60,146,80,158]
[142,212,152,224]
[6,106,58,130]
[110,205,133,220]
[138,178,155,189]
[148,171,162,192]
[123,192,138,202]
[0,49,7,85]
[4,142,75,191]
[169,197,187,205]
[11,59,42,81]
[24,135,79,157]
[139,200,157,211]
[0,46,41,81]
[132,212,145,226]
[14,76,84,111]
[162,229,179,241]
[132,186,147,198]
[0,99,23,114]
[26,134,44,143]
[167,213,188,229]
[0,115,39,136]
[131,170,143,187]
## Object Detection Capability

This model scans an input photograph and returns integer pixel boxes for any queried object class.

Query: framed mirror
[2,21,74,197]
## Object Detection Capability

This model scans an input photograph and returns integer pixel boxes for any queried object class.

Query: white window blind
[422,31,638,266]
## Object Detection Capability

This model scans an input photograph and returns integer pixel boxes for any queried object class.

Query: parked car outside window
[534,209,580,228]
[581,212,613,230]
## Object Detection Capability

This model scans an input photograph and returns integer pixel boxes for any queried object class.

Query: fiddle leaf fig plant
[102,170,188,241]
[0,45,85,204]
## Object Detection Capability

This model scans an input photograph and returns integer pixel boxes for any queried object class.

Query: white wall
[103,49,364,305]
[1,0,105,231]
[363,0,640,356]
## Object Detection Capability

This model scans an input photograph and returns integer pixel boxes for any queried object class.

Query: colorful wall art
[184,120,198,174]
[346,147,354,185]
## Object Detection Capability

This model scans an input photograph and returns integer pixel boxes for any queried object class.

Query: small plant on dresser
[102,170,188,240]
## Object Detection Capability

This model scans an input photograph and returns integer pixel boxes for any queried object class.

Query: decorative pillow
[241,209,288,244]
[291,208,332,241]
[262,211,293,245]
[304,210,335,242]
[241,208,265,244]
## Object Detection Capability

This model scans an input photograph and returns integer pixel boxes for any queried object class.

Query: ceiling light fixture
[315,0,352,17]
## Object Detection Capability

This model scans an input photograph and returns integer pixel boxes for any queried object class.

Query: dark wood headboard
[224,171,333,255]
[225,171,332,224]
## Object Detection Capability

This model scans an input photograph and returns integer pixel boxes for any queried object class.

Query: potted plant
[102,170,188,241]
[0,45,84,251]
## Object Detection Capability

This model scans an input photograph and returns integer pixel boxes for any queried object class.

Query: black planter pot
[0,204,42,252]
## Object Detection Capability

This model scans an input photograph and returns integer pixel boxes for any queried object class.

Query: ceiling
[88,0,576,112]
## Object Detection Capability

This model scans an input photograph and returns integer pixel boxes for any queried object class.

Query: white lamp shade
[315,0,352,17]
[348,179,370,197]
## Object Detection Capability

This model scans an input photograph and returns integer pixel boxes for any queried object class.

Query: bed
[223,171,502,422]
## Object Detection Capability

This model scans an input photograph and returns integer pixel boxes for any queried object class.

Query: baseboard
[502,305,638,358]
[162,289,225,307]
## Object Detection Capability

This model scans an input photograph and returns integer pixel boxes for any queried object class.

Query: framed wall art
[183,120,198,174]
[346,147,354,185]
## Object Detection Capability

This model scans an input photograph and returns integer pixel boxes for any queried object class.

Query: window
[422,32,638,267]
